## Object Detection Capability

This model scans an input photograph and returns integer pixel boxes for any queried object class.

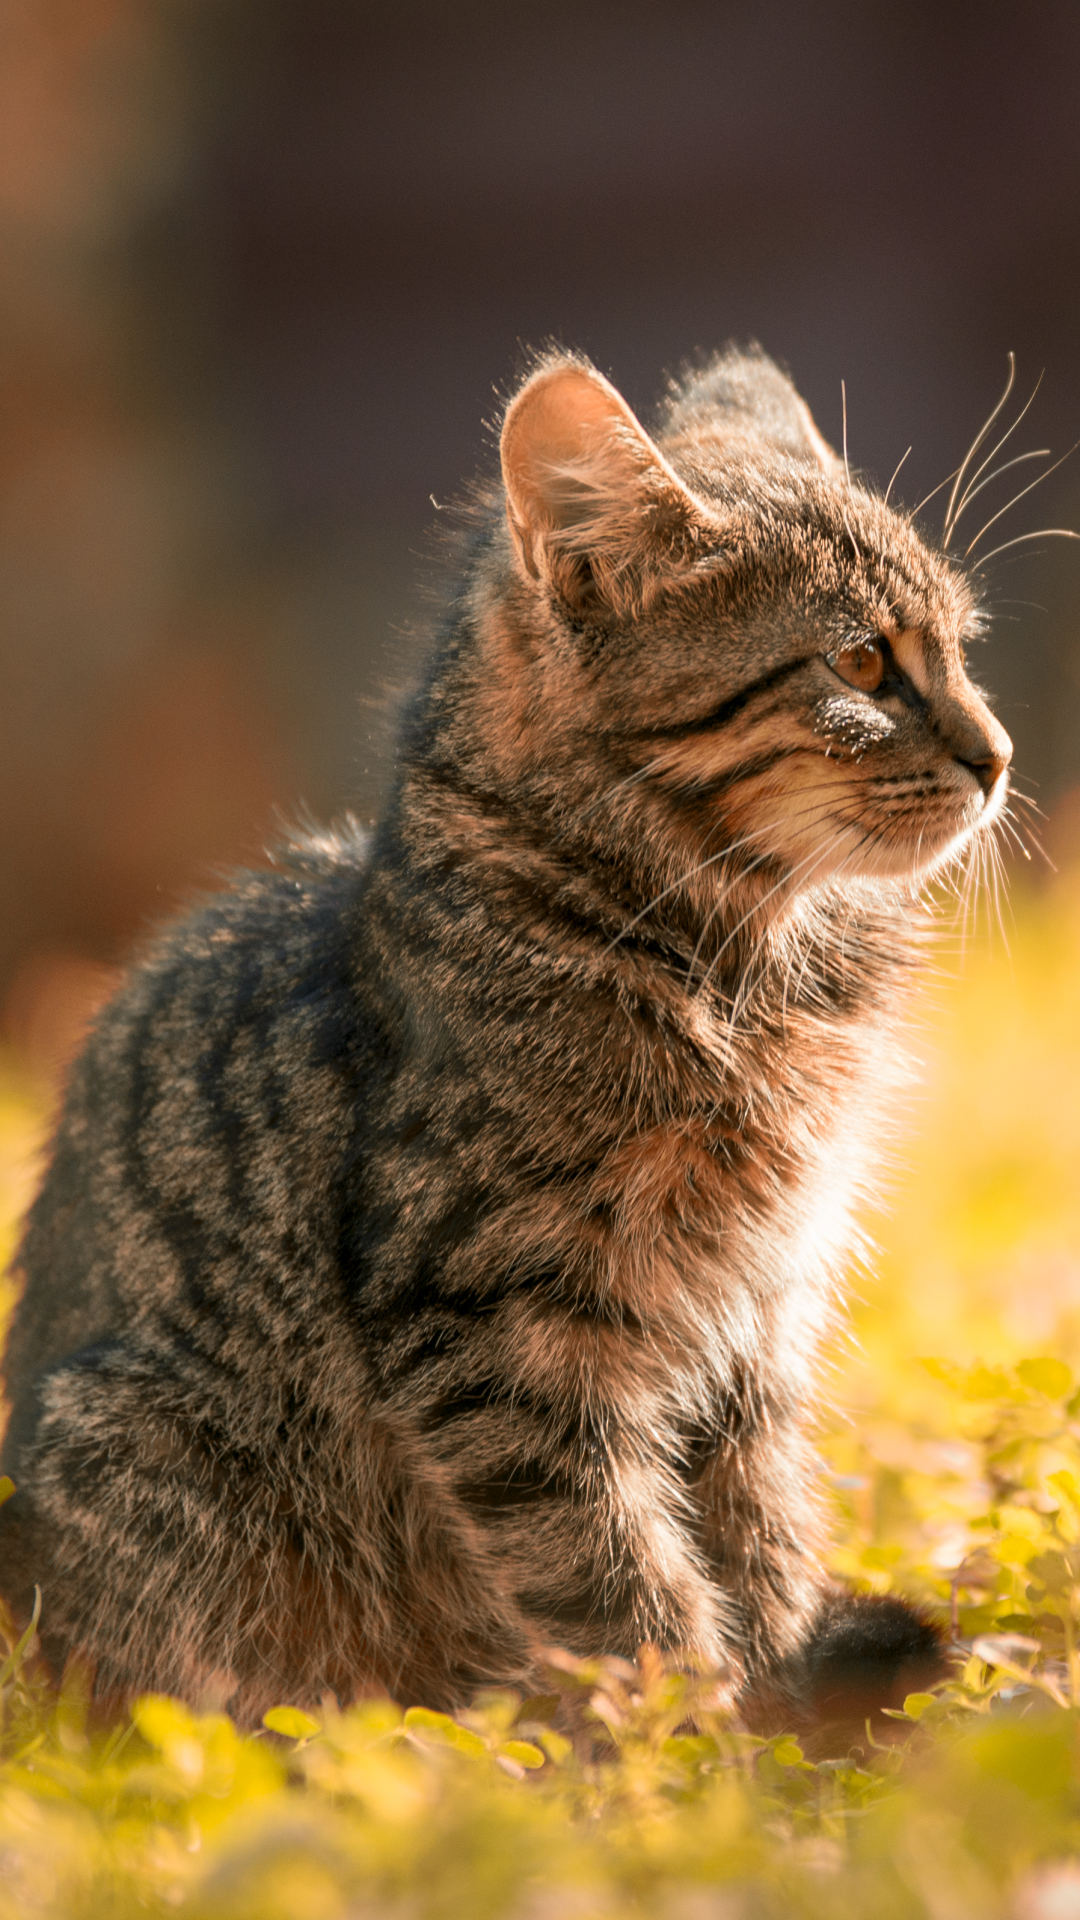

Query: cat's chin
[787,801,1003,889]
[872,813,1002,887]
[911,780,1009,882]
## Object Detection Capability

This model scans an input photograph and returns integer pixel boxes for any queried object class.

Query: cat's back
[1,821,389,1472]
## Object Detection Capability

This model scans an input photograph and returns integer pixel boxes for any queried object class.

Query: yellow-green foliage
[4,866,1080,1917]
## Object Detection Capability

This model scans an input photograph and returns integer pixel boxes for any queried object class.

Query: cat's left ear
[500,358,719,617]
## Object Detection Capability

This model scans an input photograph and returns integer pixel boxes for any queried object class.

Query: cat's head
[487,348,1010,915]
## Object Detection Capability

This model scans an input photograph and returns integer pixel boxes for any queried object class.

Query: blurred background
[3,0,1080,1083]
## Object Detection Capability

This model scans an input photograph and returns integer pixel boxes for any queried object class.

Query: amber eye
[830,638,885,693]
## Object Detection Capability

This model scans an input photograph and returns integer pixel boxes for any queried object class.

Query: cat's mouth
[854,760,1009,881]
[739,752,1009,889]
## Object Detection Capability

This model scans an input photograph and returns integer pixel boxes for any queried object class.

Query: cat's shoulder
[79,815,378,1079]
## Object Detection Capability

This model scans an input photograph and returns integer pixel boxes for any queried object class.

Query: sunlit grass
[4,863,1080,1916]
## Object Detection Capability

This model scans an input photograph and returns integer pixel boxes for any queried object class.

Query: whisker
[685,844,777,990]
[995,809,1031,862]
[602,824,791,953]
[695,834,851,1003]
[945,369,1045,543]
[965,441,1080,557]
[684,791,856,989]
[841,379,852,490]
[948,448,1050,529]
[603,773,881,955]
[725,831,857,1026]
[883,445,912,508]
[910,462,965,522]
[1007,807,1054,869]
[942,352,1016,544]
[1009,787,1046,815]
[973,528,1080,569]
[987,826,1011,954]
[577,753,669,824]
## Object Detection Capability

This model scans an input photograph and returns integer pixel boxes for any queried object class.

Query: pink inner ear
[500,359,722,614]
[501,363,673,541]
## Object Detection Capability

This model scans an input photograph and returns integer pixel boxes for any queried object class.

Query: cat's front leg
[691,1417,948,1730]
[440,1410,743,1693]
[690,1411,831,1702]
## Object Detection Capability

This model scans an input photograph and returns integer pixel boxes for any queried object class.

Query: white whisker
[972,528,1080,569]
[964,441,1080,557]
[945,368,1044,543]
[948,448,1050,527]
[942,352,1016,545]
[883,446,912,509]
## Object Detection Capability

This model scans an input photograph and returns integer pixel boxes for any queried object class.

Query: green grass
[5,863,1080,1916]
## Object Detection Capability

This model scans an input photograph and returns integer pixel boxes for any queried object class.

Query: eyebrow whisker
[965,441,1080,557]
[948,448,1049,528]
[941,352,1017,544]
[910,462,966,522]
[945,368,1045,544]
[883,445,912,508]
[972,527,1080,569]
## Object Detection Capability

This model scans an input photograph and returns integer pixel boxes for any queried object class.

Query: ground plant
[2,852,1080,1918]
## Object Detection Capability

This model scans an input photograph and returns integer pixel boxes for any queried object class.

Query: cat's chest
[582,1041,868,1344]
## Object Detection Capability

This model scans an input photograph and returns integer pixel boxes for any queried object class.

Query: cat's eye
[829,639,885,693]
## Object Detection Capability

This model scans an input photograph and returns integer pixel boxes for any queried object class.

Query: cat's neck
[380,756,918,1130]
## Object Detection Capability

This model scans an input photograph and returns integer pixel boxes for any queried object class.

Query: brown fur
[0,346,1007,1723]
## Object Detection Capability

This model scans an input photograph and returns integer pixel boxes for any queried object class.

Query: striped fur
[0,348,1009,1722]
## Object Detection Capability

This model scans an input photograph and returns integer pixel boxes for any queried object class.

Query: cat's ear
[664,349,841,475]
[500,359,718,617]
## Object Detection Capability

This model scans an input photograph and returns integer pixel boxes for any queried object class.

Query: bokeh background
[3,0,1080,1084]
[6,14,1080,1897]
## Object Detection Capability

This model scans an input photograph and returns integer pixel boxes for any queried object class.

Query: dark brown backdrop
[4,0,1079,1068]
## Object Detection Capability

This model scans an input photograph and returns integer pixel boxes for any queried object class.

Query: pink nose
[960,749,1009,796]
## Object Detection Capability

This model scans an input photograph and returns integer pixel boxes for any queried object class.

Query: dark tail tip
[801,1589,950,1728]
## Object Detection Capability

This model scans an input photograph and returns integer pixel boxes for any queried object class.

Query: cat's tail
[745,1588,951,1749]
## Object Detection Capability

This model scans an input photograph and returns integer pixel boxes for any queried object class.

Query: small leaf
[0,1476,15,1510]
[133,1696,196,1750]
[537,1728,573,1766]
[500,1740,545,1769]
[861,1545,903,1570]
[403,1707,487,1756]
[998,1505,1044,1540]
[962,1364,1013,1401]
[1017,1357,1074,1400]
[772,1737,805,1767]
[902,1692,938,1721]
[263,1706,320,1741]
[990,1534,1040,1568]
[920,1358,965,1389]
[1028,1551,1074,1594]
[1048,1471,1080,1515]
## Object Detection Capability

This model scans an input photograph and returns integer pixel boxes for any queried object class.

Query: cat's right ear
[500,359,718,618]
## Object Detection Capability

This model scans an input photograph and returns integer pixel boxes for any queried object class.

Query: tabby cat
[0,348,1010,1727]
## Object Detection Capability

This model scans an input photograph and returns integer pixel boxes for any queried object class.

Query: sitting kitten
[1,348,1007,1726]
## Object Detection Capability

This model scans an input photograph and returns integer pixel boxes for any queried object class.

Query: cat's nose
[941,691,1012,797]
[958,748,1010,797]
